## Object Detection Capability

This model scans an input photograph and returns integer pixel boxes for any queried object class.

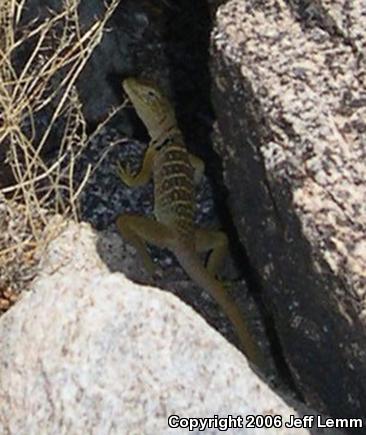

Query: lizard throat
[150,125,184,151]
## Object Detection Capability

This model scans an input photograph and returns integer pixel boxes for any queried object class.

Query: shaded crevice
[161,0,301,395]
[212,156,302,399]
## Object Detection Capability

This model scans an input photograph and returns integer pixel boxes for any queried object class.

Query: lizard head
[122,77,177,137]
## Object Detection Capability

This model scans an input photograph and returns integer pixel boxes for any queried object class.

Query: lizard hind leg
[194,228,229,276]
[116,214,173,276]
[188,153,205,184]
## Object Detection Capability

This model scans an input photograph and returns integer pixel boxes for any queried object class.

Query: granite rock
[211,0,366,424]
[0,222,342,434]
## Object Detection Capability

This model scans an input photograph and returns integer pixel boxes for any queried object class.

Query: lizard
[116,77,264,368]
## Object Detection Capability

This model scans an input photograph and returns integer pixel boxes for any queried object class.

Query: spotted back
[153,139,195,240]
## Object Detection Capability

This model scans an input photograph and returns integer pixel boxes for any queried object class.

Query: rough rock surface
[211,0,366,424]
[0,222,341,435]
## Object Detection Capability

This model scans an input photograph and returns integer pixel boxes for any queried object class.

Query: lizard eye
[146,90,157,100]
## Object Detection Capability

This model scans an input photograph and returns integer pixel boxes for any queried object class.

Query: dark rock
[19,0,167,125]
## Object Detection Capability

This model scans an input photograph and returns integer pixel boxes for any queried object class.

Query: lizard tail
[174,245,264,369]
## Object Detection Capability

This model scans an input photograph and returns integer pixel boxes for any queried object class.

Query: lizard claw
[117,161,134,185]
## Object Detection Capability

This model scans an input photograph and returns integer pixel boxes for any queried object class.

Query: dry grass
[0,0,122,313]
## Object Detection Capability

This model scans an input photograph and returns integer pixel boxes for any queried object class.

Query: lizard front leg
[117,145,156,187]
[116,214,174,275]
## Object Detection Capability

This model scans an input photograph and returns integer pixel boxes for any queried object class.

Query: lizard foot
[117,161,135,185]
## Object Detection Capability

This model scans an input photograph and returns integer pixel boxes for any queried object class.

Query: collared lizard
[116,77,263,367]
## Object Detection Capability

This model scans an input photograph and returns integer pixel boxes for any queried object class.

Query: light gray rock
[0,222,342,434]
[288,0,366,60]
[211,0,366,425]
